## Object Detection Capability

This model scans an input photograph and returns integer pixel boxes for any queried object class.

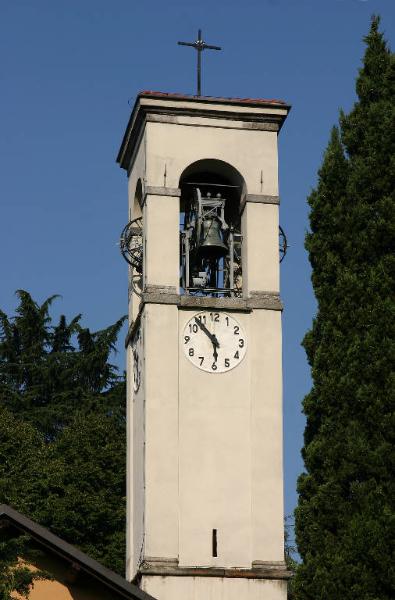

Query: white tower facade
[117,91,291,600]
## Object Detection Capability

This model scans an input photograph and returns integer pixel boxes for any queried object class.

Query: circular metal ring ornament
[120,217,143,272]
[279,225,288,263]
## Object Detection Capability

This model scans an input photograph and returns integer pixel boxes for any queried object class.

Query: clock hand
[213,345,218,362]
[194,318,220,365]
[194,318,220,348]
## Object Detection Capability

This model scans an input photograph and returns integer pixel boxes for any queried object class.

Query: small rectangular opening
[212,529,218,557]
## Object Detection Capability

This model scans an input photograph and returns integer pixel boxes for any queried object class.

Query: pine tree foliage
[0,290,126,438]
[0,292,128,590]
[294,17,395,600]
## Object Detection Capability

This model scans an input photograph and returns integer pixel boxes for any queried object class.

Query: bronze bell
[198,218,228,259]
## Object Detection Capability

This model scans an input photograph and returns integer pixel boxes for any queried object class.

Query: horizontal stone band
[145,113,281,132]
[139,559,292,580]
[247,194,280,204]
[125,291,282,347]
[141,292,282,311]
[145,186,181,197]
[240,194,280,214]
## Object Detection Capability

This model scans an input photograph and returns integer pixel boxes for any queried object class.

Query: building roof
[0,504,156,600]
[138,90,289,108]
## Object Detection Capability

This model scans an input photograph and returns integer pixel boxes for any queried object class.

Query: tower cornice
[117,91,291,172]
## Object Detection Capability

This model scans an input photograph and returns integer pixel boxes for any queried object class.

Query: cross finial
[178,29,222,97]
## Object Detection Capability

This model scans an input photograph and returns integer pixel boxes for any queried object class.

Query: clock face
[183,311,247,373]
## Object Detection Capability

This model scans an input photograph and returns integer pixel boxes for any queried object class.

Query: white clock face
[183,311,247,373]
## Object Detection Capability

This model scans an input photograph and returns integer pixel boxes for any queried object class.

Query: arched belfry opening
[120,179,143,307]
[132,179,143,221]
[179,159,246,297]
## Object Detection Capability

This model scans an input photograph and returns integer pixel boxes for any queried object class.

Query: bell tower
[117,91,291,600]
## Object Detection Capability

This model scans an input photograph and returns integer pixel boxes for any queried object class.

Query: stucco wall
[12,556,117,600]
[145,119,279,196]
[129,305,284,571]
[142,574,287,600]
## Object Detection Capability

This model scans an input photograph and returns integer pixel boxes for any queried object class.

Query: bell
[198,218,228,259]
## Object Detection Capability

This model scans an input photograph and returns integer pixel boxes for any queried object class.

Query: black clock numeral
[210,312,220,322]
[211,362,217,371]
[225,358,230,368]
[234,351,239,359]
[199,356,204,366]
[225,316,229,326]
[184,335,190,344]
[196,314,206,324]
[239,339,245,348]
[189,348,194,356]
[234,325,239,335]
[189,323,198,333]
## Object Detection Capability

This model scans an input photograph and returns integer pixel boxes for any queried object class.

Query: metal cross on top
[178,29,222,97]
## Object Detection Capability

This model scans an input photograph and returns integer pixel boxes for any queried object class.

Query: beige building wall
[178,309,251,568]
[144,303,179,560]
[130,306,284,574]
[250,310,284,562]
[145,120,279,196]
[12,557,116,600]
[126,335,146,579]
[144,194,179,291]
[142,575,288,600]
[242,202,280,295]
[14,579,113,600]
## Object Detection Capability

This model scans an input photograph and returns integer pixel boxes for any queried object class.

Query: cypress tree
[294,17,395,600]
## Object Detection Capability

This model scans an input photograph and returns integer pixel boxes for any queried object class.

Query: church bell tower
[117,91,291,600]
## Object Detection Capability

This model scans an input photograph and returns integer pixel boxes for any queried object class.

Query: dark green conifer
[294,17,395,600]
[0,292,127,588]
[0,290,125,438]
[0,409,51,599]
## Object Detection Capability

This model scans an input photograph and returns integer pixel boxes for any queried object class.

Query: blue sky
[1,0,394,542]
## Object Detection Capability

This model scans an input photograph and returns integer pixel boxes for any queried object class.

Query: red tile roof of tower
[139,90,288,106]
